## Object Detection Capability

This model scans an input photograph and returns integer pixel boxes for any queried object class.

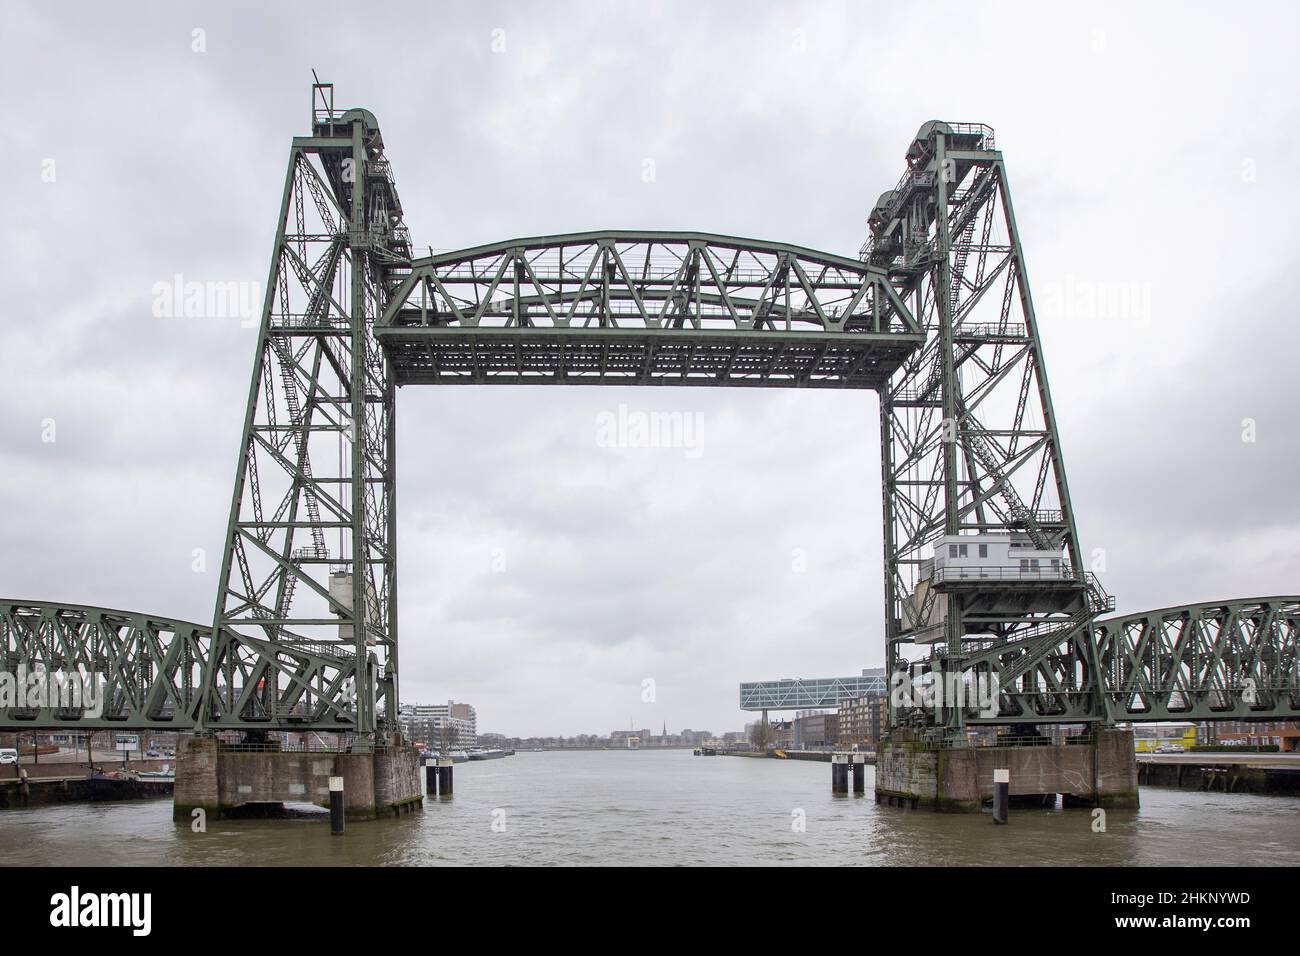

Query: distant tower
[662,721,667,737]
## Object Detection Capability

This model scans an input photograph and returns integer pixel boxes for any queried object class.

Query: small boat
[448,750,470,763]
[466,748,507,761]
[135,769,175,781]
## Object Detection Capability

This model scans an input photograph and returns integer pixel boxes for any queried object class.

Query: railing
[217,741,309,753]
[1029,510,1065,524]
[931,564,1080,585]
[311,82,345,131]
[1085,573,1116,613]
[215,740,399,755]
[892,731,1095,751]
[947,123,996,150]
[955,323,1027,339]
[275,640,356,662]
[891,388,941,404]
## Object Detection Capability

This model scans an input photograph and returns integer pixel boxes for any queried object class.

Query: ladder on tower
[949,214,977,318]
[961,417,1050,550]
[268,334,329,625]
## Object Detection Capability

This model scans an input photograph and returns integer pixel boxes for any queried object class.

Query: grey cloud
[2,0,1296,735]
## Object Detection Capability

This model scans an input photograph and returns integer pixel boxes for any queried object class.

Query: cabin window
[1020,559,1029,572]
[978,544,988,558]
[958,544,968,558]
[949,545,958,558]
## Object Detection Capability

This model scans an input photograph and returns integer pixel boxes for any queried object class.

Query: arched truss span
[0,601,363,731]
[375,231,924,388]
[6,596,1296,730]
[901,595,1300,725]
[1095,596,1300,722]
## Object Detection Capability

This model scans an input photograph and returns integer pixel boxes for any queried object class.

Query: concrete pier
[173,736,423,822]
[874,727,1139,812]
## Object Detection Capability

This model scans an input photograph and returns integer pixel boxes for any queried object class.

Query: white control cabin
[922,533,1068,583]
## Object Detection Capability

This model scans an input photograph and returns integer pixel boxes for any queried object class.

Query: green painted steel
[866,122,1117,736]
[204,85,408,742]
[0,601,364,730]
[2,95,1293,737]
[376,231,923,388]
[1095,597,1300,722]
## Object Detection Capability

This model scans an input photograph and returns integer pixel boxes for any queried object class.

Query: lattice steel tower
[206,85,409,740]
[866,122,1113,739]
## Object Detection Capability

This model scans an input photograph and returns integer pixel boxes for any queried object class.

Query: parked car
[0,749,17,765]
[145,750,162,758]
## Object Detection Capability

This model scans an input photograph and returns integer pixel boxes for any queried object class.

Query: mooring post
[437,756,453,798]
[424,758,437,796]
[831,753,849,794]
[852,753,865,794]
[329,775,345,834]
[993,768,1009,824]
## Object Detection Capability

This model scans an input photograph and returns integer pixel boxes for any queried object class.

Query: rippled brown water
[3,750,1298,866]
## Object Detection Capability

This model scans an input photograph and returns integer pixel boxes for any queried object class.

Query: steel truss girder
[0,601,363,731]
[376,232,923,388]
[1096,597,1300,721]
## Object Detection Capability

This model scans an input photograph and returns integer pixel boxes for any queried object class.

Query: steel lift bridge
[3,85,1298,748]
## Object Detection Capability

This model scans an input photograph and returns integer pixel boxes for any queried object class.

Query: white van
[0,749,18,765]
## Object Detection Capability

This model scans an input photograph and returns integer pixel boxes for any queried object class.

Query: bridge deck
[377,326,921,388]
[375,231,923,389]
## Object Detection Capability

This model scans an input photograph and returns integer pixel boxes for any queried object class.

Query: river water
[3,750,1298,866]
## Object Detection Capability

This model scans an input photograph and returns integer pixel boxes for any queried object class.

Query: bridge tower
[867,123,1114,739]
[204,84,411,741]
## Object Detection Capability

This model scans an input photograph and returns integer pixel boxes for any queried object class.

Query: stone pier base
[874,727,1139,812]
[173,736,423,822]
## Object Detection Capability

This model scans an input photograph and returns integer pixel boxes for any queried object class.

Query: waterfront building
[794,711,838,748]
[398,700,478,749]
[1197,719,1300,748]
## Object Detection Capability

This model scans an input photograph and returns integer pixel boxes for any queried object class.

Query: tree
[750,720,772,751]
[439,721,459,753]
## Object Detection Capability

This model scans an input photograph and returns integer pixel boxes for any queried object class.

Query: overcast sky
[2,1,1297,737]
